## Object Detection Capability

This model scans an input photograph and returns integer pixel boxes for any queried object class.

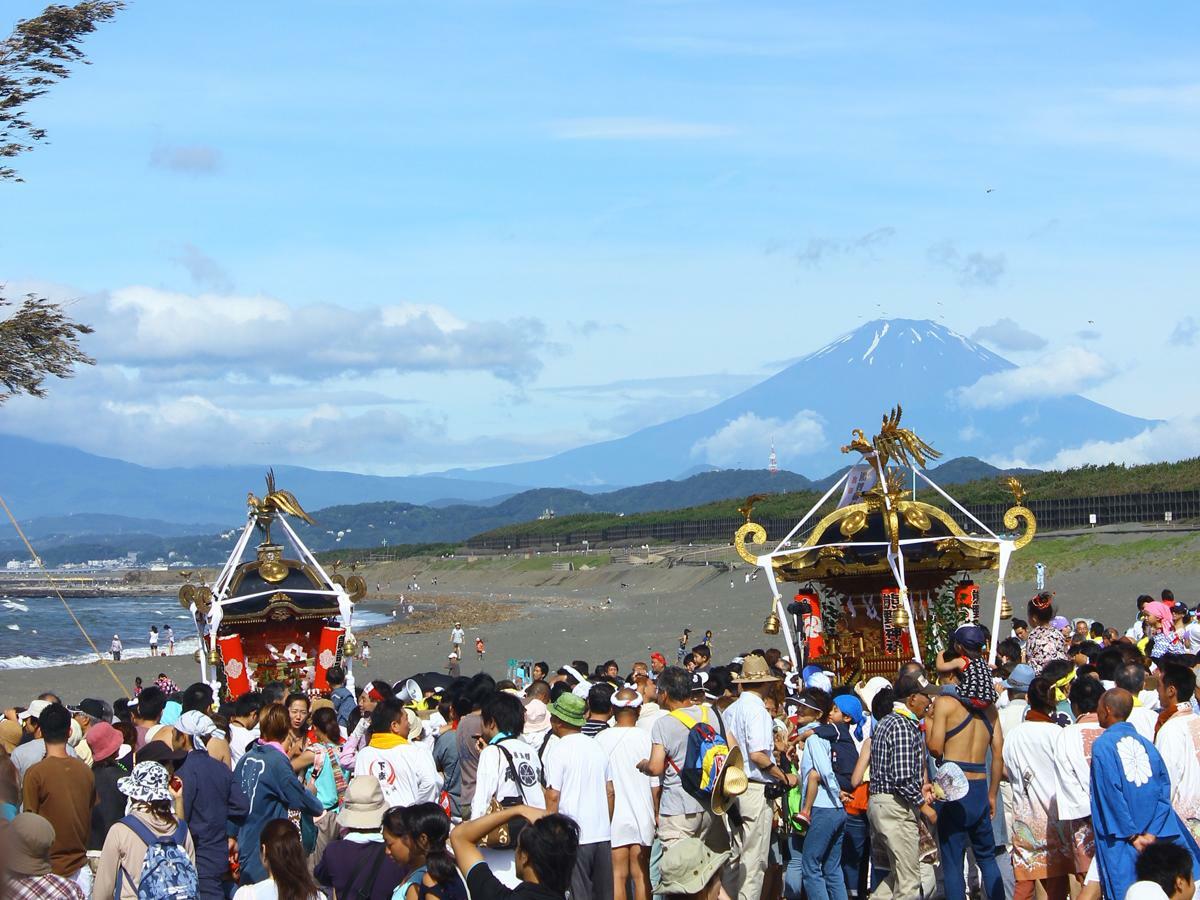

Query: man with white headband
[596,688,656,900]
[176,711,250,900]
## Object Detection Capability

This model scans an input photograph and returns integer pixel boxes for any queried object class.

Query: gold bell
[999,596,1013,620]
[763,610,781,636]
[893,601,910,629]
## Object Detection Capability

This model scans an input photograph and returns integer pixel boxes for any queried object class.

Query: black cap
[78,698,112,723]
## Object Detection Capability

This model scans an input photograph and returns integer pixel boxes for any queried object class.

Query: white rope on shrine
[885,548,923,663]
[915,469,1000,539]
[763,470,852,558]
[754,456,1025,667]
[761,565,802,667]
[989,541,1015,666]
[276,515,355,635]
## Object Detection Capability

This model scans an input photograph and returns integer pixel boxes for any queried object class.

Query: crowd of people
[2,588,1200,900]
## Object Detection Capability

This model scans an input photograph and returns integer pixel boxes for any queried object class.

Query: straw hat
[337,776,387,829]
[656,838,730,895]
[711,745,748,816]
[856,676,892,711]
[733,654,780,684]
[0,719,22,754]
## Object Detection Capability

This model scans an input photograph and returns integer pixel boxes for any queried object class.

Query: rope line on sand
[0,491,129,698]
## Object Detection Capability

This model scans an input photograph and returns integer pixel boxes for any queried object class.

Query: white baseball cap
[18,700,52,722]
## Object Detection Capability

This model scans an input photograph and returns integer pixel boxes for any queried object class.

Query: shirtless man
[924,626,1006,900]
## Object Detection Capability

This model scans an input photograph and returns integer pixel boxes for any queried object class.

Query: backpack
[115,816,198,900]
[665,707,731,811]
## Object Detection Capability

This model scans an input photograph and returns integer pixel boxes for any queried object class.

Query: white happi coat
[1003,718,1074,880]
[1054,713,1103,874]
[1155,706,1200,840]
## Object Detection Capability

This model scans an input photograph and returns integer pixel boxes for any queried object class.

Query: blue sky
[2,1,1198,474]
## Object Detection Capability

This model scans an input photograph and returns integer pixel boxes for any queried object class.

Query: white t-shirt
[1124,882,1169,900]
[233,879,326,900]
[451,628,465,645]
[471,737,547,820]
[594,726,657,847]
[542,732,612,845]
[1187,621,1200,650]
[354,741,441,809]
[149,630,158,645]
[229,724,259,765]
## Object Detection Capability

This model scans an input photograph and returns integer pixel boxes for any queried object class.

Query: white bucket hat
[118,761,172,804]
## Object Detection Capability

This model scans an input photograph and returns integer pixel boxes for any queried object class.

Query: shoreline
[2,530,1197,708]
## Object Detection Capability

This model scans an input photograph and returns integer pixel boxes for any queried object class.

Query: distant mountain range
[0,433,527,525]
[1,456,1031,565]
[0,318,1152,540]
[440,318,1152,487]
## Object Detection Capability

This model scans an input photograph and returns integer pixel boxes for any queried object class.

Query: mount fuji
[453,318,1152,487]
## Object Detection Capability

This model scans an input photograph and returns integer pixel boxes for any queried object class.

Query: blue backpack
[115,816,198,900]
[666,707,732,810]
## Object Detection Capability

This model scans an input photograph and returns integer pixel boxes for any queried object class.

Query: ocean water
[0,594,388,669]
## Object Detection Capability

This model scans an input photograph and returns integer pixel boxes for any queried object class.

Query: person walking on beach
[163,624,175,655]
[148,626,159,656]
[360,640,371,666]
[476,636,486,662]
[110,634,122,662]
[451,622,465,655]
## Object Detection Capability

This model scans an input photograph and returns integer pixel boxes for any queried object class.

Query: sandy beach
[2,526,1196,709]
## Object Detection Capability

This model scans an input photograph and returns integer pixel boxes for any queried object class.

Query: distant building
[769,439,778,475]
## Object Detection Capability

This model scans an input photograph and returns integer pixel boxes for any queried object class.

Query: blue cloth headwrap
[833,694,865,741]
[160,700,182,726]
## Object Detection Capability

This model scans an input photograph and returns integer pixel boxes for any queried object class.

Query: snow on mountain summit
[808,318,1009,370]
[456,317,1149,486]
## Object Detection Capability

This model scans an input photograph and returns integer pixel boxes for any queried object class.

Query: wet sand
[2,528,1197,708]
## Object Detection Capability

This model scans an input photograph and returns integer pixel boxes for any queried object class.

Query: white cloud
[0,366,585,471]
[927,241,1006,287]
[971,317,1047,352]
[794,227,896,268]
[691,411,825,467]
[171,244,233,293]
[551,118,735,140]
[956,347,1113,409]
[82,286,547,383]
[1037,416,1200,470]
[1170,317,1199,347]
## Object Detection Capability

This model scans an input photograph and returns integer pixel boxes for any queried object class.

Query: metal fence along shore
[442,488,1200,553]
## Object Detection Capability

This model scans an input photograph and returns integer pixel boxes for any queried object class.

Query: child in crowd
[383,802,465,900]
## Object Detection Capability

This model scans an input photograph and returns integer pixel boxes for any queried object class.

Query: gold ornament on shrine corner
[893,596,911,629]
[999,596,1013,620]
